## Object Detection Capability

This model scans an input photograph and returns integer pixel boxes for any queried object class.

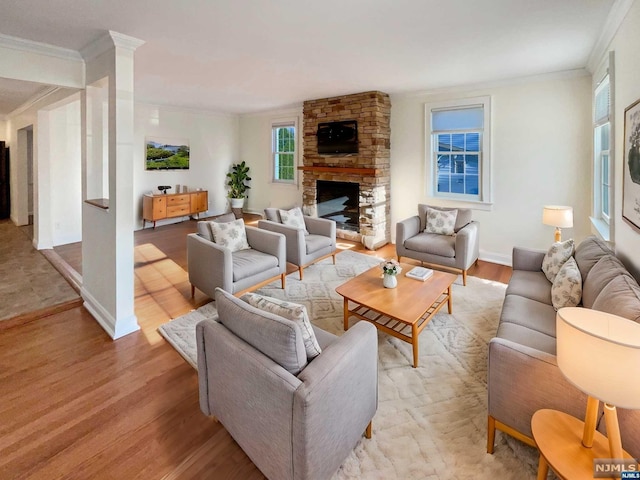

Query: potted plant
[226,161,251,209]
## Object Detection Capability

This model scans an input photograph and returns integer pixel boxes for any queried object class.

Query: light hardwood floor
[1,216,512,479]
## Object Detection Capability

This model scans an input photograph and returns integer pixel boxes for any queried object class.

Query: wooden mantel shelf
[297,166,379,175]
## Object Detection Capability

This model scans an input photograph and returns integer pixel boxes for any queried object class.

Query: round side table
[532,409,634,480]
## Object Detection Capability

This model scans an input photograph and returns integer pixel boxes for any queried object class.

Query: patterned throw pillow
[425,207,457,236]
[210,218,250,252]
[551,256,582,310]
[279,207,309,235]
[242,292,322,360]
[542,239,575,282]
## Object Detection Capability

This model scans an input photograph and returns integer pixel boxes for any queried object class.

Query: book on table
[406,266,433,281]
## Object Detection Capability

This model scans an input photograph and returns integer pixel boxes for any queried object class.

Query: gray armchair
[197,288,378,480]
[187,217,286,297]
[396,204,479,286]
[258,208,337,280]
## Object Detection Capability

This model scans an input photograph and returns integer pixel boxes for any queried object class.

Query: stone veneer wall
[302,91,391,249]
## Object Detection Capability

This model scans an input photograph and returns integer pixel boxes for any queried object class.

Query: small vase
[383,273,397,289]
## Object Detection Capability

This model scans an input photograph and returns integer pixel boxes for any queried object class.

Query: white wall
[605,0,640,278]
[239,108,303,214]
[390,74,592,264]
[134,104,240,228]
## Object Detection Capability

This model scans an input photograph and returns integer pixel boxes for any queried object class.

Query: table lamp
[543,205,573,242]
[556,307,640,459]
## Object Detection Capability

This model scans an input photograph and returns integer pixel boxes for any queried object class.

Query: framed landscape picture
[623,98,640,230]
[145,137,190,170]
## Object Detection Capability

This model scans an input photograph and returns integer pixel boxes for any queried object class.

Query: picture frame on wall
[623,98,640,230]
[145,136,190,170]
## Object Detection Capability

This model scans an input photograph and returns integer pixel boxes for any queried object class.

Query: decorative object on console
[623,98,640,230]
[380,259,401,289]
[555,307,640,467]
[542,205,573,242]
[145,137,189,170]
[157,185,171,194]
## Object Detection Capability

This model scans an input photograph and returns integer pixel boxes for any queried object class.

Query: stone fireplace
[301,91,391,249]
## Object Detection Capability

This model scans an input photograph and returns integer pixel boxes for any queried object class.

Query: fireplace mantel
[297,166,379,175]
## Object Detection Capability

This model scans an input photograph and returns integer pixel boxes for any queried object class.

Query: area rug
[158,250,539,479]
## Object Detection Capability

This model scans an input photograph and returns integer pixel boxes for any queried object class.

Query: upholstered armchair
[396,204,479,286]
[187,214,286,297]
[197,288,378,480]
[258,207,337,280]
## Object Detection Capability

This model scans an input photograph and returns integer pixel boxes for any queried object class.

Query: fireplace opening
[316,180,359,232]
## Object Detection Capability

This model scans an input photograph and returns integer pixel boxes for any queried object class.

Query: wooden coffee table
[335,264,457,367]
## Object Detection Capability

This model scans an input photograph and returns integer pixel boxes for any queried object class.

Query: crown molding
[587,0,635,73]
[392,68,590,100]
[7,86,61,118]
[81,31,145,62]
[0,33,82,62]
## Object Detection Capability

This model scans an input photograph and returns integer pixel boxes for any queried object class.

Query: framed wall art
[145,137,190,170]
[623,98,640,230]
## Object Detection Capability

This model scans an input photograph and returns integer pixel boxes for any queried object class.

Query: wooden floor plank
[0,215,512,479]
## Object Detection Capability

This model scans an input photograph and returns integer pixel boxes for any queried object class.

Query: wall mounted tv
[145,137,190,170]
[317,120,358,154]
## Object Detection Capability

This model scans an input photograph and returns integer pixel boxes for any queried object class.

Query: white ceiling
[0,0,617,115]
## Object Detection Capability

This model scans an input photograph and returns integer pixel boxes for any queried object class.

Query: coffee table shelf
[336,264,457,367]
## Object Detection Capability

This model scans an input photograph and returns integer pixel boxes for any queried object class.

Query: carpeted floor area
[159,250,539,479]
[0,219,80,322]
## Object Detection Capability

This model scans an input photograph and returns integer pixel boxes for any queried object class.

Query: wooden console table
[143,190,208,228]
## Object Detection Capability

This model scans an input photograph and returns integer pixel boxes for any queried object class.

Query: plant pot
[229,197,245,209]
[383,273,397,289]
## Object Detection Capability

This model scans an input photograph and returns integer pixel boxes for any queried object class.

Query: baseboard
[81,288,140,339]
[479,250,511,267]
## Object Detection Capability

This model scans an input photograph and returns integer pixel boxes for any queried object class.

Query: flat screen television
[317,120,358,154]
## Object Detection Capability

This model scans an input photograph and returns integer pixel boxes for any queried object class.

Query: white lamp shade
[557,307,640,410]
[542,205,573,228]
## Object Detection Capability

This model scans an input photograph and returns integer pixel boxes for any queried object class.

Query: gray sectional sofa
[487,235,640,459]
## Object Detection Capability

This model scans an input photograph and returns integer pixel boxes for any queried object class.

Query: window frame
[271,118,298,185]
[590,52,615,242]
[425,96,492,208]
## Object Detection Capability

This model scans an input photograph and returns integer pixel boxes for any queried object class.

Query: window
[426,96,491,205]
[272,121,296,183]
[591,52,614,241]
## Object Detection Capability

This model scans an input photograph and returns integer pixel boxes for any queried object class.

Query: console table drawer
[167,194,189,205]
[166,204,190,217]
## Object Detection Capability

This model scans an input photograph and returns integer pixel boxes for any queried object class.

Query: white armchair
[258,208,337,280]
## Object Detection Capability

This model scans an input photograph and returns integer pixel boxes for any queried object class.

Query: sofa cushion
[197,221,213,241]
[582,255,631,308]
[500,295,557,338]
[404,232,456,258]
[505,270,552,305]
[551,257,582,310]
[574,235,615,280]
[418,204,472,233]
[232,248,279,281]
[210,218,251,252]
[214,288,307,375]
[495,321,557,355]
[242,292,322,360]
[425,207,457,235]
[264,207,281,223]
[592,275,640,323]
[541,239,574,282]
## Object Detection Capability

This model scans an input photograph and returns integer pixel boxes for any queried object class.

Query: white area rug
[158,250,538,479]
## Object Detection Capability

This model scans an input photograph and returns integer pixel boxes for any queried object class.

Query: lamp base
[554,227,562,243]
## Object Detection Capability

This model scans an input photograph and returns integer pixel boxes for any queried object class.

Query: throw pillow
[279,207,309,235]
[425,207,457,236]
[541,239,575,283]
[210,218,250,252]
[551,256,582,310]
[242,292,322,360]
